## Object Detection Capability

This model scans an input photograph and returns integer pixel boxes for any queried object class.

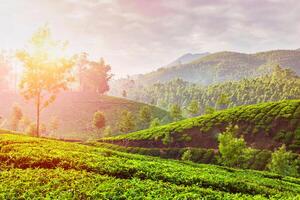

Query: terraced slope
[0,132,300,199]
[103,100,300,153]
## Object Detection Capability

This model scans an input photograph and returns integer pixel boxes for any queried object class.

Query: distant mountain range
[131,49,300,85]
[164,52,210,67]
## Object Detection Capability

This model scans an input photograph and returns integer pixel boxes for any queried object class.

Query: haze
[1,0,300,77]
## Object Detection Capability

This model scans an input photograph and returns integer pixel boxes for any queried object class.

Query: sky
[0,0,300,77]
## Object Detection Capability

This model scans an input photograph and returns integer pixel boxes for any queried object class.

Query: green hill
[1,132,300,199]
[124,49,300,86]
[127,66,300,110]
[0,92,171,140]
[103,100,300,152]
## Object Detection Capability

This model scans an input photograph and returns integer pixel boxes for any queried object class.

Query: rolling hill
[102,100,300,152]
[1,132,300,199]
[121,49,300,86]
[0,92,171,140]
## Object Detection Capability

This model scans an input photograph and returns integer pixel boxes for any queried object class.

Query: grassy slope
[1,132,300,199]
[103,100,300,152]
[0,92,171,140]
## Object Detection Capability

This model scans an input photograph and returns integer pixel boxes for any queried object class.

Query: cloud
[1,0,300,76]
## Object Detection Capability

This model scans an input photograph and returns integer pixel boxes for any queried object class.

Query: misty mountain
[128,49,300,86]
[165,52,210,67]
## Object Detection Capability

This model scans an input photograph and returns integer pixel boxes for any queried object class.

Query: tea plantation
[1,132,300,199]
[103,100,300,152]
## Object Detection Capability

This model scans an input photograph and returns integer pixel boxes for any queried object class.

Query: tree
[9,104,23,131]
[150,118,161,128]
[118,110,136,133]
[16,26,74,137]
[268,145,298,176]
[19,116,32,132]
[122,90,127,98]
[186,100,200,117]
[93,111,105,130]
[169,104,183,121]
[216,93,230,110]
[205,106,216,115]
[49,116,59,134]
[139,106,152,127]
[103,126,113,137]
[78,55,112,94]
[218,126,253,168]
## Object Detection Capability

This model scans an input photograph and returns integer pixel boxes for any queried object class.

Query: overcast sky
[0,0,300,77]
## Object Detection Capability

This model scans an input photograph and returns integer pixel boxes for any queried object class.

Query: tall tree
[93,111,106,130]
[16,26,74,136]
[118,110,136,133]
[139,106,152,128]
[186,100,200,117]
[78,54,112,94]
[216,93,231,110]
[169,104,183,121]
[9,104,23,131]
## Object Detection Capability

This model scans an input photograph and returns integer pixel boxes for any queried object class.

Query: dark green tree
[118,110,136,133]
[169,104,183,121]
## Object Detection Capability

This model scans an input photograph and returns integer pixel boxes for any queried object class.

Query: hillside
[103,100,300,153]
[121,49,300,86]
[127,65,300,110]
[1,132,300,199]
[165,52,210,67]
[0,92,171,140]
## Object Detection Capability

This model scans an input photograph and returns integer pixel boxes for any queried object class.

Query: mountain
[165,52,210,67]
[1,132,300,198]
[121,49,300,86]
[103,100,300,153]
[0,92,171,140]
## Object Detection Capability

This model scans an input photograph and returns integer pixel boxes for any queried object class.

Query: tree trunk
[36,92,40,137]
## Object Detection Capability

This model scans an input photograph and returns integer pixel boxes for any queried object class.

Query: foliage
[216,93,230,110]
[93,111,106,129]
[139,106,152,128]
[9,104,23,131]
[149,118,161,128]
[268,145,298,176]
[105,100,300,154]
[126,66,300,113]
[16,26,74,136]
[103,126,112,137]
[181,149,192,161]
[169,104,183,121]
[122,90,127,98]
[186,99,200,117]
[118,110,136,133]
[218,126,254,168]
[76,53,112,94]
[1,132,300,199]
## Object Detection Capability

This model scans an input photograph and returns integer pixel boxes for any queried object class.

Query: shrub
[181,149,192,161]
[268,145,298,177]
[218,126,254,168]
